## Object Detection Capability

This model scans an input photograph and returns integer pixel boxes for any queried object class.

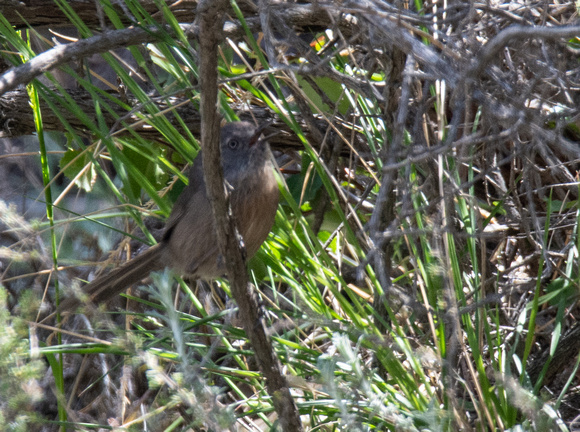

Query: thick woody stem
[197,1,302,430]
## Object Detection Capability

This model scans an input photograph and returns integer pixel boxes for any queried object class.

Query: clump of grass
[0,287,45,432]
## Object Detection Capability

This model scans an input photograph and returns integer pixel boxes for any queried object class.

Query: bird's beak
[249,121,274,146]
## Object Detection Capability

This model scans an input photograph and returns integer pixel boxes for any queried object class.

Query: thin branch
[468,25,580,79]
[0,26,157,95]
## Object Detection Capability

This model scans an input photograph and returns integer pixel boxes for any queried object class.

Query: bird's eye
[228,139,239,149]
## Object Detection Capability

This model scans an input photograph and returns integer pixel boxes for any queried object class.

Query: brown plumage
[57,121,279,313]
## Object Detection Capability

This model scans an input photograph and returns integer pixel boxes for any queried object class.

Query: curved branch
[0,26,158,95]
[468,25,580,79]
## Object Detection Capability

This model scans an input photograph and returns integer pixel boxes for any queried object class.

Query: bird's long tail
[56,244,165,315]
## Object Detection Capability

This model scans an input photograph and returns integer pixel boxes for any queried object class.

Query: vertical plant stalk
[369,56,417,323]
[196,1,302,430]
[28,81,67,428]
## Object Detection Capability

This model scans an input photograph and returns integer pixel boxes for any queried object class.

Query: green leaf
[59,149,97,192]
[296,75,350,115]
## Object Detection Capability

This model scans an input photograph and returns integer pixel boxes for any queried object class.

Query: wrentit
[59,121,279,313]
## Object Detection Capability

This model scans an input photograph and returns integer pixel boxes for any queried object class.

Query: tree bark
[0,0,251,29]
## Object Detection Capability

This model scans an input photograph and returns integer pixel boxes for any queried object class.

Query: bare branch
[0,26,158,95]
[197,0,302,430]
[468,25,580,79]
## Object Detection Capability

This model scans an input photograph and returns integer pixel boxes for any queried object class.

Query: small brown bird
[58,121,279,313]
